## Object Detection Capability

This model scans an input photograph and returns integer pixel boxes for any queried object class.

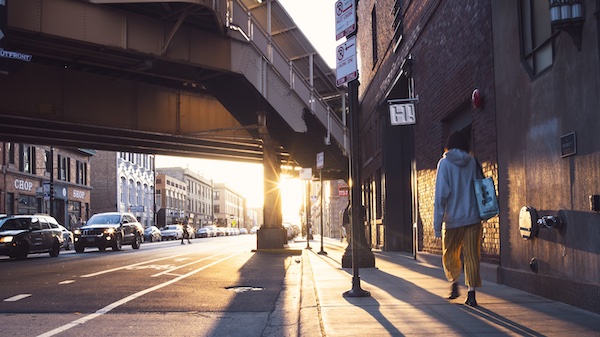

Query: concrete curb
[299,249,324,337]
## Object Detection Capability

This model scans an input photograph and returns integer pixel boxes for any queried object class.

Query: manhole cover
[225,286,264,293]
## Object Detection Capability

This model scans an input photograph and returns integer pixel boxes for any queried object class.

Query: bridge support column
[256,113,286,249]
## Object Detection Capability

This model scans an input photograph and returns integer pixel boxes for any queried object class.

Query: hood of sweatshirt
[443,149,472,167]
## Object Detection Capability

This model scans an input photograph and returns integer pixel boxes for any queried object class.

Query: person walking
[181,223,191,244]
[341,202,349,242]
[433,130,483,307]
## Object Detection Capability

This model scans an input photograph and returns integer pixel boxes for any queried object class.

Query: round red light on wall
[472,88,483,109]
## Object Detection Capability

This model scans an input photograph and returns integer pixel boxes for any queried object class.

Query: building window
[45,150,51,174]
[137,182,142,205]
[19,144,36,174]
[392,0,403,50]
[58,155,70,181]
[8,143,15,164]
[120,177,127,203]
[18,195,40,214]
[76,160,87,185]
[520,0,553,77]
[129,179,135,204]
[371,5,378,65]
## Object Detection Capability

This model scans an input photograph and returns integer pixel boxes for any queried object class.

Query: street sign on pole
[335,0,356,41]
[336,36,357,87]
[316,152,324,170]
[299,168,313,180]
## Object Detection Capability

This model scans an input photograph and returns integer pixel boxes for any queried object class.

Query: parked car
[239,228,248,235]
[144,226,162,242]
[204,225,217,237]
[215,227,227,236]
[196,227,210,238]
[250,226,259,234]
[73,212,143,253]
[0,214,64,259]
[57,224,74,250]
[160,225,183,240]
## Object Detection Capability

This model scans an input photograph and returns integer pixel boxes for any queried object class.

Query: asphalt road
[0,234,301,337]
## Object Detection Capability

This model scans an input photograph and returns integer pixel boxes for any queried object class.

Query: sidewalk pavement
[291,237,600,337]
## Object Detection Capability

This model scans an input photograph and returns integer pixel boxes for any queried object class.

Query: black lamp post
[549,0,585,51]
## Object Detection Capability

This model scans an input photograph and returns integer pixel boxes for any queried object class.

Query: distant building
[1,143,94,229]
[156,167,213,229]
[155,173,186,227]
[213,183,245,229]
[89,151,155,227]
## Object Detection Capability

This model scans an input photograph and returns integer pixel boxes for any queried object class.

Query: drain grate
[225,286,265,293]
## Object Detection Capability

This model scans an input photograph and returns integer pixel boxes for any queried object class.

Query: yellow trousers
[442,222,483,288]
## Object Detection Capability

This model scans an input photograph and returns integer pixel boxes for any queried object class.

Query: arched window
[120,177,127,203]
[129,179,135,204]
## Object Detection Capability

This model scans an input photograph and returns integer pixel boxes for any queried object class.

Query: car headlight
[73,229,81,235]
[0,236,14,243]
[104,228,115,234]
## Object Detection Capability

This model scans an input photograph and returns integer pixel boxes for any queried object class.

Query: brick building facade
[1,143,93,229]
[354,0,600,314]
[355,0,499,261]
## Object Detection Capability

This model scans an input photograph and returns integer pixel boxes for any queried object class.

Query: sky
[279,0,338,68]
[156,1,336,222]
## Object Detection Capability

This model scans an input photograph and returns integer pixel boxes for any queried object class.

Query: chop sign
[14,179,34,191]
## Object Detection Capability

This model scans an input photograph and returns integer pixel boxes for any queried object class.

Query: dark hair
[445,131,470,152]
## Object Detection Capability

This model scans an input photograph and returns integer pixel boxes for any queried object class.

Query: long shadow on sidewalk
[309,246,586,336]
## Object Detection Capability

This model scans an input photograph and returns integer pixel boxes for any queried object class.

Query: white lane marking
[151,252,228,277]
[80,251,197,278]
[59,280,75,285]
[36,251,242,337]
[79,243,240,278]
[4,294,32,302]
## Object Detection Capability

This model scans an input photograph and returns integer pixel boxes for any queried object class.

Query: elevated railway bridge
[0,0,348,248]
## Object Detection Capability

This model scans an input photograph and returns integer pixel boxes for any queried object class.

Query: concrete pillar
[256,112,286,249]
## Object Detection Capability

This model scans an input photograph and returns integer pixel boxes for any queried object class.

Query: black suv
[73,212,143,253]
[0,214,64,260]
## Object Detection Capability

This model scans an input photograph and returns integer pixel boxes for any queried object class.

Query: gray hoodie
[433,149,481,237]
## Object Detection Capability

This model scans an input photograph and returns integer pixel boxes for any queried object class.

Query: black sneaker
[465,290,478,307]
[447,282,459,299]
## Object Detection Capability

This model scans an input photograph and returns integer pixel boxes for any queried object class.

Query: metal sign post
[337,0,370,298]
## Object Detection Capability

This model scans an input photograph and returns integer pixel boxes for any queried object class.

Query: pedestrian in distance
[341,201,349,242]
[433,130,483,307]
[181,224,191,244]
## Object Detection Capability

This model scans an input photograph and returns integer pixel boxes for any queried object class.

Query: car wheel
[15,241,29,260]
[50,240,60,257]
[75,244,85,253]
[132,234,141,249]
[112,234,123,251]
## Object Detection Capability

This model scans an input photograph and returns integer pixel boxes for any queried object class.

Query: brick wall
[356,0,499,261]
